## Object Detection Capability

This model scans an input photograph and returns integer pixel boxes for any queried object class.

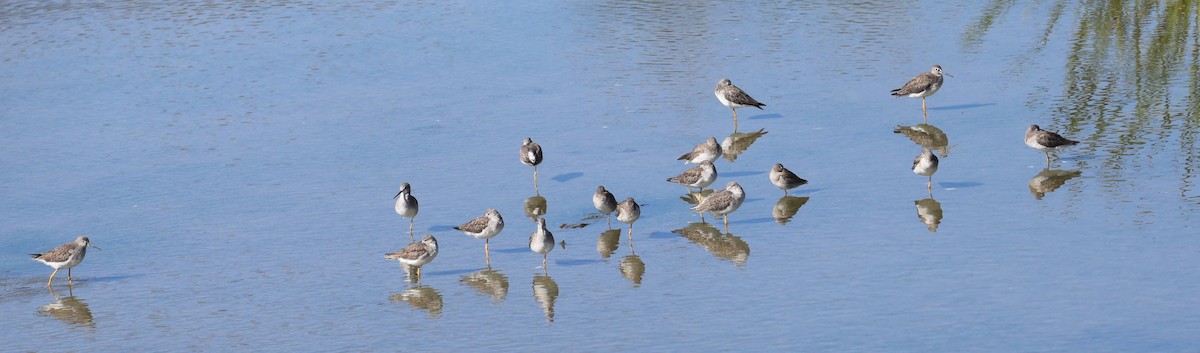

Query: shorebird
[529,218,555,270]
[1025,124,1079,167]
[386,234,439,279]
[691,181,746,233]
[667,160,717,191]
[393,182,419,241]
[453,209,505,264]
[891,65,950,122]
[520,137,544,192]
[677,137,722,165]
[769,163,807,195]
[615,197,641,238]
[593,185,617,227]
[31,236,100,287]
[912,149,939,191]
[715,78,765,129]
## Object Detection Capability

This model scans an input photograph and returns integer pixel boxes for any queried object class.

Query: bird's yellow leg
[47,268,60,287]
[922,99,929,123]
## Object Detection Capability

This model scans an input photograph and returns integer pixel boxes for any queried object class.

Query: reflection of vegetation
[967,0,1200,205]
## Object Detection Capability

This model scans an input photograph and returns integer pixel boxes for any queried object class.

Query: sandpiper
[912,149,939,191]
[593,186,617,227]
[529,218,555,270]
[715,78,765,129]
[520,137,544,191]
[769,163,807,195]
[667,160,717,191]
[677,137,722,165]
[453,209,505,264]
[891,65,950,122]
[1025,124,1079,166]
[615,197,641,238]
[393,183,419,241]
[386,234,439,278]
[691,181,746,232]
[31,236,100,287]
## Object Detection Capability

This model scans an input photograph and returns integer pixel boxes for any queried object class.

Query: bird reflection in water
[914,194,943,233]
[672,222,750,266]
[523,195,547,222]
[721,128,768,162]
[596,228,621,259]
[773,196,810,224]
[1029,168,1083,200]
[40,287,94,328]
[390,284,444,318]
[460,267,509,303]
[532,274,559,323]
[620,254,645,286]
[894,124,952,157]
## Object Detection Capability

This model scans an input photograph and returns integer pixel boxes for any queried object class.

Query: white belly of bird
[1025,137,1057,153]
[913,158,938,177]
[399,251,436,268]
[37,256,82,270]
[909,82,941,98]
[395,201,416,218]
[531,239,554,255]
[715,92,745,109]
[472,224,502,239]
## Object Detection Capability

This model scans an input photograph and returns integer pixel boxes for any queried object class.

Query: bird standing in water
[714,78,766,130]
[1024,124,1079,167]
[31,236,101,287]
[891,65,950,122]
[530,218,555,270]
[394,182,419,241]
[520,137,544,193]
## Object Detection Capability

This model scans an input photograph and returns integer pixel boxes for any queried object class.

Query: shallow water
[2,0,1199,351]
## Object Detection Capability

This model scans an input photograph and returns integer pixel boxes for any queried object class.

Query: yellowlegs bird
[453,208,505,264]
[393,182,418,241]
[520,137,543,192]
[912,149,939,191]
[593,185,617,227]
[386,234,438,279]
[1025,124,1079,167]
[891,65,950,122]
[615,197,640,239]
[715,78,765,130]
[529,218,555,270]
[667,160,717,191]
[691,181,745,232]
[769,163,807,195]
[31,236,100,287]
[677,137,722,165]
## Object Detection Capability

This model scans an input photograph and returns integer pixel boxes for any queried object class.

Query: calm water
[2,0,1199,351]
